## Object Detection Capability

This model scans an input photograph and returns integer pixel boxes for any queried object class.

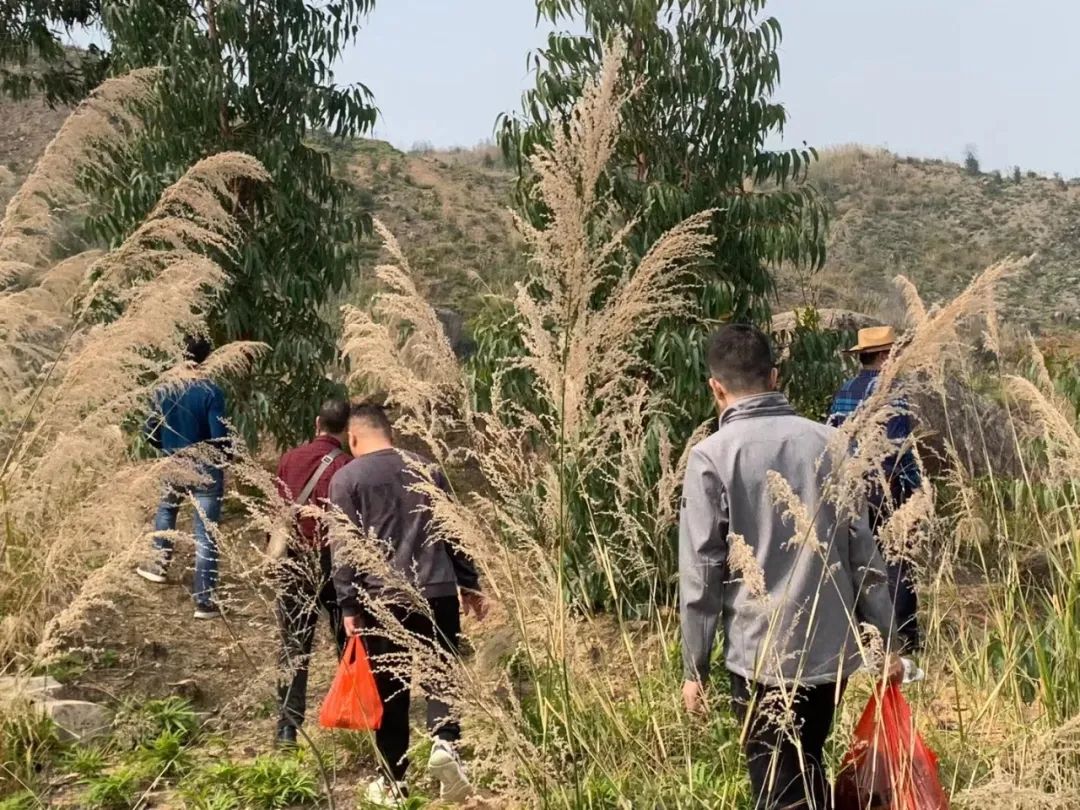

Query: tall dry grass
[0,68,269,664]
[2,39,1080,810]
[336,39,1080,810]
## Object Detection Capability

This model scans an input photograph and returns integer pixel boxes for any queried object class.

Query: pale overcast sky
[71,0,1080,175]
[340,0,1080,176]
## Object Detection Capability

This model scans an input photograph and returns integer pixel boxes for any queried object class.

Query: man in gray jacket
[679,324,902,810]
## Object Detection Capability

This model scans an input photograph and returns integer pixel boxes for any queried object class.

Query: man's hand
[343,614,362,637]
[682,680,707,715]
[461,590,488,621]
[883,652,905,686]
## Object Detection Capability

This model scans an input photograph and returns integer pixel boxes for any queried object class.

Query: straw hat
[847,325,897,354]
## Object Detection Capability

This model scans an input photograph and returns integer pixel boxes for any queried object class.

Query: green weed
[179,754,320,809]
[62,744,108,779]
[136,730,194,779]
[113,696,199,749]
[79,765,142,810]
[0,790,41,810]
[0,702,63,792]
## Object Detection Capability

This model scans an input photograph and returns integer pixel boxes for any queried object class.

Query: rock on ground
[39,698,114,743]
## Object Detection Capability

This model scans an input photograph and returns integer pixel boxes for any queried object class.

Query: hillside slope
[3,95,1077,329]
[784,146,1080,328]
[341,140,523,316]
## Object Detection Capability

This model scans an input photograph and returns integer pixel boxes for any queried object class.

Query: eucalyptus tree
[494,0,828,607]
[500,0,828,415]
[1,0,378,445]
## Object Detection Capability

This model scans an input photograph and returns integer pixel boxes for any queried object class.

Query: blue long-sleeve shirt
[146,381,229,455]
[827,370,920,490]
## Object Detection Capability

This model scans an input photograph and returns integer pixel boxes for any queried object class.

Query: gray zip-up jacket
[679,392,894,687]
[329,448,479,617]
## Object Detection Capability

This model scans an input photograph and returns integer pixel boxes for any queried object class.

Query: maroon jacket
[275,434,351,548]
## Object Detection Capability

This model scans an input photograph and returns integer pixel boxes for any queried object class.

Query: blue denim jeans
[153,477,223,605]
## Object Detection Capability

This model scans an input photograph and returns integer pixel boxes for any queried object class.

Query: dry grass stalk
[0,125,268,661]
[0,68,160,284]
[336,37,721,797]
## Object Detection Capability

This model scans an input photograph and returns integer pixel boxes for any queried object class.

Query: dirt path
[51,522,370,807]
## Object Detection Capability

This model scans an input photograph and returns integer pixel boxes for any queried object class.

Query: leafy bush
[466,301,531,415]
[775,308,855,421]
[964,145,981,175]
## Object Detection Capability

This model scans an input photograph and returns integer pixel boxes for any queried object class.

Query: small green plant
[80,766,142,810]
[144,698,199,741]
[179,754,319,810]
[235,756,319,808]
[113,696,199,749]
[0,701,64,792]
[62,745,108,779]
[137,730,194,779]
[29,651,86,682]
[0,790,40,810]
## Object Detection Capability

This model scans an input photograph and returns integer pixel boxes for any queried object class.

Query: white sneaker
[364,776,406,808]
[902,657,925,684]
[428,739,471,802]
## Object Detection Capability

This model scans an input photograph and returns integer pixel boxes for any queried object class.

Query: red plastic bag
[834,684,949,810]
[318,636,383,731]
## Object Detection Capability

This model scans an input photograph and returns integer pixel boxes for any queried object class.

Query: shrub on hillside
[964,145,981,175]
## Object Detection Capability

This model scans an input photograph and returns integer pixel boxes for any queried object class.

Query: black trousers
[363,595,461,782]
[730,673,844,810]
[276,547,347,730]
[869,478,921,653]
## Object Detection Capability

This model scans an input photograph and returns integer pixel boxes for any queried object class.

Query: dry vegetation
[3,39,1080,810]
[787,144,1080,332]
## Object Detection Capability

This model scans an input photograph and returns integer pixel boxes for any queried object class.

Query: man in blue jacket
[828,326,922,654]
[137,336,229,619]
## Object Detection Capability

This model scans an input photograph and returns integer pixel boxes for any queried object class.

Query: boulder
[39,699,113,743]
[0,674,64,701]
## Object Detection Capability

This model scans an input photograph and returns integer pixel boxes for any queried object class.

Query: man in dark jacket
[330,403,485,807]
[137,336,229,619]
[272,398,353,747]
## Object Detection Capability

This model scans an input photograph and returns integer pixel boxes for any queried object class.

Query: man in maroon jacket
[273,398,352,747]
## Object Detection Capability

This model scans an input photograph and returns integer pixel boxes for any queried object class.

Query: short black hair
[706,324,775,392]
[184,334,212,364]
[349,401,392,438]
[318,398,350,435]
[859,349,890,366]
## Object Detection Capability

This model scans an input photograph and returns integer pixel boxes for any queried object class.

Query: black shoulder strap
[294,448,344,506]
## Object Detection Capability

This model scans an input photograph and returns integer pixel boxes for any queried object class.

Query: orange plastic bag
[318,636,383,731]
[834,684,949,810]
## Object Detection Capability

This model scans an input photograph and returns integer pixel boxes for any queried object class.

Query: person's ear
[314,416,322,435]
[768,367,780,391]
[708,377,726,408]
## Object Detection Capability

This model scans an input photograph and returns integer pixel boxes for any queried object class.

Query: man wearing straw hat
[829,325,922,656]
